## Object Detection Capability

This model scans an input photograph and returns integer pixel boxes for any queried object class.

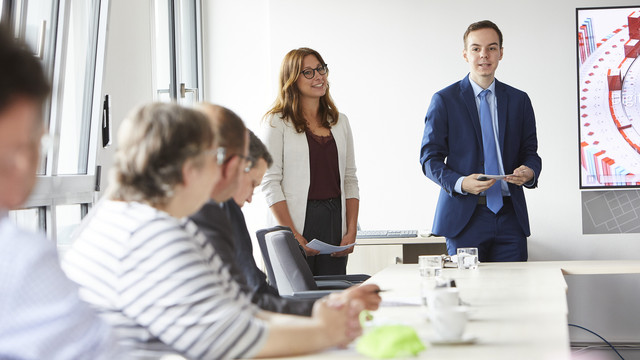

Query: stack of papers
[306,239,355,255]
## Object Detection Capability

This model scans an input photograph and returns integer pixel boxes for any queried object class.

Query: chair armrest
[282,290,341,300]
[314,274,371,284]
[315,280,353,290]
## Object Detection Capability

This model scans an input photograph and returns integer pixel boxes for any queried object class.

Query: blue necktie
[479,89,503,214]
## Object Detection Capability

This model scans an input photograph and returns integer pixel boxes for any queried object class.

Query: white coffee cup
[426,287,460,308]
[429,306,469,341]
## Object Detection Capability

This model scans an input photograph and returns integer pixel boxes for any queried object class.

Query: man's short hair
[0,25,50,114]
[196,103,246,156]
[248,130,273,168]
[463,20,503,48]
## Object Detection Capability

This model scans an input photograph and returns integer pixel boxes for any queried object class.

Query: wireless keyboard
[356,230,419,239]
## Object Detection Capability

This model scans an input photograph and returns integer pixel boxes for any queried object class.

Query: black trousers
[302,198,347,276]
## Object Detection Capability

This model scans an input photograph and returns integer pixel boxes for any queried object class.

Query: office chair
[256,226,371,290]
[256,225,292,290]
[264,229,353,298]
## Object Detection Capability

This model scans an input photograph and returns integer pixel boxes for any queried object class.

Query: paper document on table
[380,296,422,307]
[306,239,355,255]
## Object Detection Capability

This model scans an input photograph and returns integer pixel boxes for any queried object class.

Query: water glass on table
[418,255,443,277]
[457,247,478,270]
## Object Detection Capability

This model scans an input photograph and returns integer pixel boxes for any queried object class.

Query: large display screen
[578,6,640,188]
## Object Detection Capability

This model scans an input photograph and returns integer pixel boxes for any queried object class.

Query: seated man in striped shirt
[63,102,370,360]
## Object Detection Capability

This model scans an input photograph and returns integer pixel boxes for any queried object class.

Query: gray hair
[109,102,214,206]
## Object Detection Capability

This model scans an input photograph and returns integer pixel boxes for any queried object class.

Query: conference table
[158,260,640,360]
[278,261,629,360]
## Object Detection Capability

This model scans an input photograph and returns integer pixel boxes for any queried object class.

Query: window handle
[102,95,111,147]
[36,20,46,59]
[180,83,198,99]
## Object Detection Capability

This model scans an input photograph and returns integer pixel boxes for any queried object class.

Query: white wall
[97,0,154,194]
[203,0,640,262]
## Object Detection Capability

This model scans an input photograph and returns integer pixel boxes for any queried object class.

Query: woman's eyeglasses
[300,64,328,79]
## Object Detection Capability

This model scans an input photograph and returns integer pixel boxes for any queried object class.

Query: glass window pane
[176,0,199,106]
[23,0,56,70]
[153,0,172,102]
[21,0,57,175]
[8,208,42,234]
[55,203,82,256]
[56,0,99,175]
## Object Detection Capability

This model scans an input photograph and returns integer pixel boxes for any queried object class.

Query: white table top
[272,261,575,360]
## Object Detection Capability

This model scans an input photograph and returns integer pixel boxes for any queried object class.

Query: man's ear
[221,155,241,180]
[181,159,197,187]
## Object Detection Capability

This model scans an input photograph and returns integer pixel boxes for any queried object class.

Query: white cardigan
[261,113,359,236]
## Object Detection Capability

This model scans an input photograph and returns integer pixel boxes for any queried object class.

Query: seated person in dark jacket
[189,103,380,316]
[223,131,280,298]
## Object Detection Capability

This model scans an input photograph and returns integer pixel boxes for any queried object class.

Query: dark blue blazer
[420,74,541,238]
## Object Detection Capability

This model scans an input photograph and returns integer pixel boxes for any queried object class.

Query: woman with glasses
[62,102,364,359]
[262,47,360,276]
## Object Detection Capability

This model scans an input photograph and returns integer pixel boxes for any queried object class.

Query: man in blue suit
[420,20,541,262]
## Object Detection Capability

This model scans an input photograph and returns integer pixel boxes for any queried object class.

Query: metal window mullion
[86,0,110,175]
[167,0,178,100]
[45,201,56,244]
[194,0,204,101]
[47,0,72,177]
[77,1,100,174]
[11,0,26,39]
[39,0,60,174]
[24,175,96,208]
[37,206,46,233]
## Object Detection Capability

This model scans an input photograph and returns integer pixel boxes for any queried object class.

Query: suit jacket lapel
[460,74,483,147]
[495,79,507,157]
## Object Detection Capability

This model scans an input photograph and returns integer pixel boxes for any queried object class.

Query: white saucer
[429,334,477,345]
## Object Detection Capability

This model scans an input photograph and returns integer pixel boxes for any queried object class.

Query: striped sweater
[62,200,268,359]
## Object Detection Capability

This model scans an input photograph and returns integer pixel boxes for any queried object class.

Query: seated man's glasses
[208,147,254,173]
[300,64,328,79]
[236,154,255,173]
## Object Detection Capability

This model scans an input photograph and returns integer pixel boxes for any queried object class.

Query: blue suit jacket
[420,74,541,238]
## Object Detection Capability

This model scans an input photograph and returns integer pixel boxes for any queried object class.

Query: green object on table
[356,325,426,358]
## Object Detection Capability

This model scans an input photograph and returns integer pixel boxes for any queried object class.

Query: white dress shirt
[0,212,117,360]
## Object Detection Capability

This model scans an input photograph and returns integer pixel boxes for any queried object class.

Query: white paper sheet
[306,239,355,255]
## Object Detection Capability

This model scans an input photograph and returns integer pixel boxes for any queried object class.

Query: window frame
[7,0,110,246]
[151,0,204,104]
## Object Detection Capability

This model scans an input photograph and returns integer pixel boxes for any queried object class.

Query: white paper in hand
[306,239,355,255]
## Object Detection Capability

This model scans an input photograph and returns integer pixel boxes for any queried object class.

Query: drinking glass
[457,248,478,270]
[418,255,443,277]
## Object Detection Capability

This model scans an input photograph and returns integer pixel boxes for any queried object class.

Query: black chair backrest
[255,225,291,289]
